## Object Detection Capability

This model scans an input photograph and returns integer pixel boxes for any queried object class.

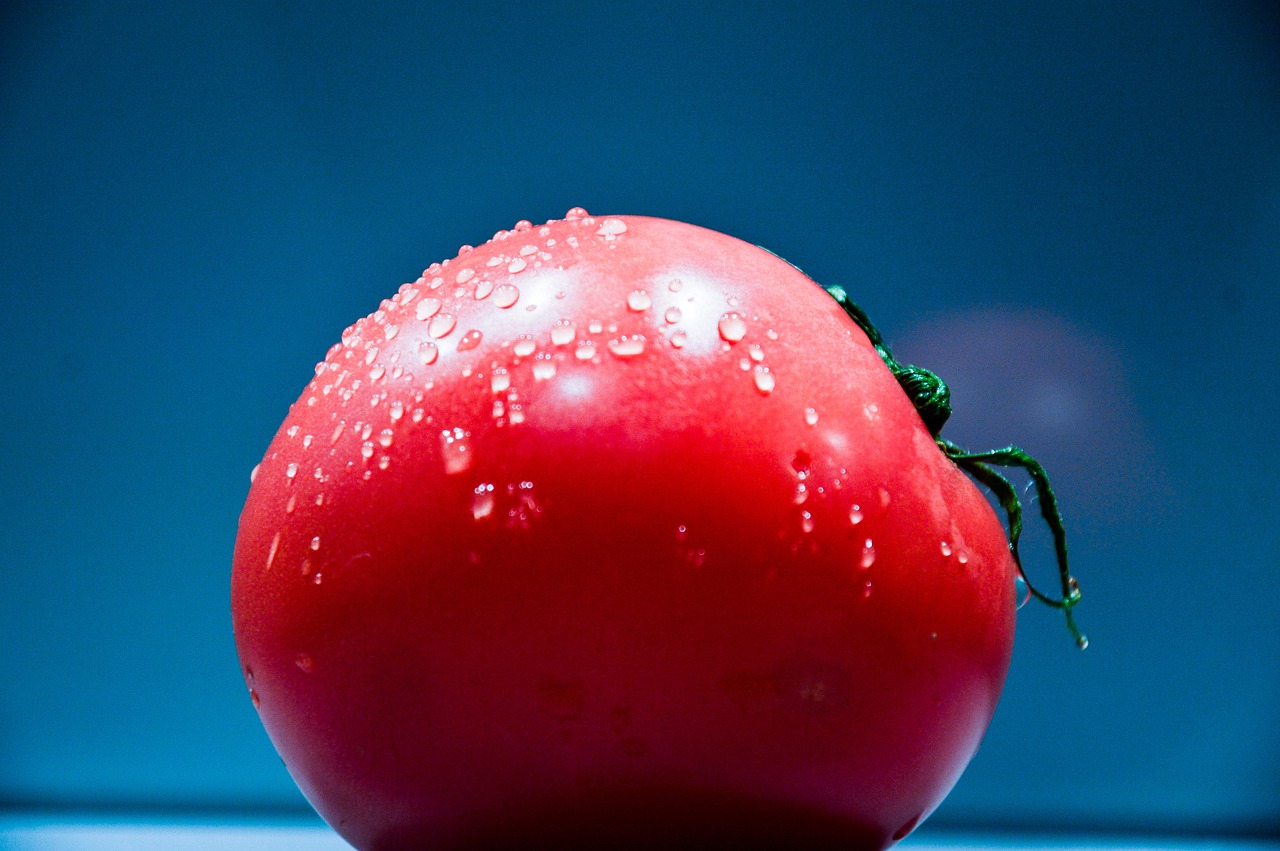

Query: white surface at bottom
[1,819,1277,850]
[0,823,349,850]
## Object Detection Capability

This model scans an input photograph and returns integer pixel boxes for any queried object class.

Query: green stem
[823,284,1087,649]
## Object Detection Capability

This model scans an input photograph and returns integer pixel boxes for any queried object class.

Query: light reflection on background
[894,307,1166,522]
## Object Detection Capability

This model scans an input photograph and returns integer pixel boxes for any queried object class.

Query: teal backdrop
[1,0,1277,838]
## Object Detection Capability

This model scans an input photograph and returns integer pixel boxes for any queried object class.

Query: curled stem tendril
[823,283,1087,649]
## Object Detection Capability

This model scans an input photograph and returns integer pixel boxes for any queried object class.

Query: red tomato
[232,210,1016,850]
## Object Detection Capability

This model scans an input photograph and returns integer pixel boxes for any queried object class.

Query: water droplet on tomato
[800,511,815,534]
[369,364,386,382]
[748,343,765,363]
[310,536,321,551]
[507,257,528,274]
[791,450,812,479]
[250,689,261,708]
[390,401,404,422]
[596,218,627,237]
[265,531,281,570]
[414,341,438,366]
[575,340,597,360]
[472,484,495,519]
[427,313,457,338]
[718,312,747,342]
[564,206,589,220]
[474,278,494,300]
[491,368,510,393]
[804,407,819,426]
[440,428,472,475]
[941,541,953,557]
[793,483,808,505]
[285,493,297,514]
[250,463,260,483]
[627,290,651,311]
[295,653,314,673]
[862,580,873,598]
[378,428,393,448]
[608,335,646,358]
[849,504,864,525]
[753,365,775,394]
[513,335,537,357]
[551,319,576,345]
[455,268,476,284]
[532,354,557,380]
[457,329,483,352]
[416,297,442,320]
[493,284,520,308]
[860,539,876,569]
[664,306,682,324]
[670,329,687,348]
[285,462,299,479]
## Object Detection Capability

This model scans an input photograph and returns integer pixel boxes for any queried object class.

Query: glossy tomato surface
[232,210,1017,850]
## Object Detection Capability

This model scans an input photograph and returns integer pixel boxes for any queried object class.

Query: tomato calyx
[823,283,1088,650]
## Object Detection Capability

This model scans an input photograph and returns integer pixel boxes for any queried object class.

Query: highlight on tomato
[232,208,1083,850]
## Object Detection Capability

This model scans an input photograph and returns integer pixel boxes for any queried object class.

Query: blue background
[1,0,1277,840]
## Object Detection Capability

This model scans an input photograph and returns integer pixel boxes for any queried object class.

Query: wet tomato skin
[232,212,1017,850]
